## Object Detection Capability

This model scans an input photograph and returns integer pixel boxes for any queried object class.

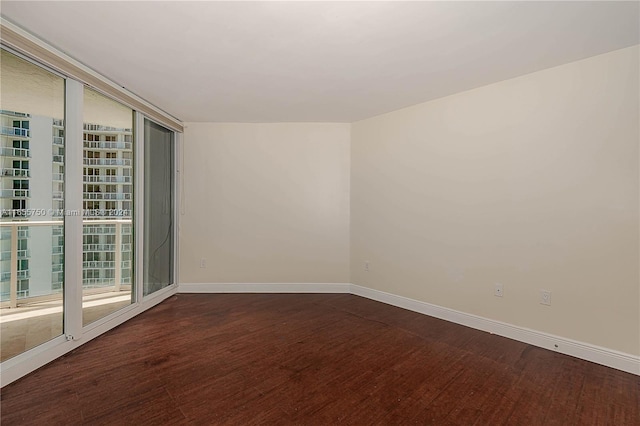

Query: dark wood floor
[1,294,638,425]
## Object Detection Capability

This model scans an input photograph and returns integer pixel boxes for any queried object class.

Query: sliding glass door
[0,49,66,361]
[143,119,174,297]
[82,88,134,325]
[0,45,179,382]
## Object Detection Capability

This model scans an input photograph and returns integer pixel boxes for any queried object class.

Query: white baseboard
[178,282,351,294]
[349,284,640,376]
[178,282,639,375]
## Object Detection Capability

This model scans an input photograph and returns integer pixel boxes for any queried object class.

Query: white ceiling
[2,1,639,123]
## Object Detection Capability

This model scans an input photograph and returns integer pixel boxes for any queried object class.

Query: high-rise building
[81,123,133,291]
[1,110,34,300]
[0,109,133,303]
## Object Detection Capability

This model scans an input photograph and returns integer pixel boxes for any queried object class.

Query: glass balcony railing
[83,141,132,150]
[82,278,117,288]
[1,270,30,281]
[83,243,115,251]
[84,158,132,166]
[83,124,132,133]
[0,189,30,198]
[83,225,115,234]
[0,126,30,137]
[0,249,29,260]
[83,261,115,269]
[0,219,132,306]
[0,147,30,158]
[83,209,132,218]
[83,175,131,183]
[83,192,132,200]
[1,168,30,178]
[1,228,30,239]
[0,110,30,118]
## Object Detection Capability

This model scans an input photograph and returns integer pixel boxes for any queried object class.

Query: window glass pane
[143,119,174,296]
[0,49,65,361]
[82,88,133,325]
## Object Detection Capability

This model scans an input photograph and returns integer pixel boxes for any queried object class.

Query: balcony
[83,141,132,150]
[84,124,132,133]
[0,249,30,261]
[53,155,64,163]
[0,189,30,198]
[83,158,132,166]
[83,261,115,269]
[0,147,30,158]
[83,243,115,251]
[84,175,131,183]
[53,136,64,145]
[1,169,30,178]
[0,110,30,118]
[1,270,29,281]
[83,192,132,200]
[84,225,115,235]
[0,290,132,362]
[0,126,30,137]
[0,219,132,308]
[83,209,132,219]
[1,228,30,239]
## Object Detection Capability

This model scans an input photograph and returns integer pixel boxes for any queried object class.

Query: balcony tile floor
[0,291,131,362]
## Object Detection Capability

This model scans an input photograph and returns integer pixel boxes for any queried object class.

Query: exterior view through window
[0,49,65,361]
[82,88,134,325]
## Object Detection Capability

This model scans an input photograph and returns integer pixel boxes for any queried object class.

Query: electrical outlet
[200,258,206,268]
[540,290,551,306]
[494,283,503,297]
[364,261,370,272]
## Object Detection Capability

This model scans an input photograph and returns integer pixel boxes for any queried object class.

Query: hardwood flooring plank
[2,294,638,425]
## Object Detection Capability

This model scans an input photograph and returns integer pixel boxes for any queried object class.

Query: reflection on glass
[143,119,174,296]
[82,88,133,325]
[0,49,65,361]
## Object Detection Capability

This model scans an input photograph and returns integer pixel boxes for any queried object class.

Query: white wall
[351,46,639,355]
[180,123,350,284]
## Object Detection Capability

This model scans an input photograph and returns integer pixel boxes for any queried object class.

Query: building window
[13,180,29,190]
